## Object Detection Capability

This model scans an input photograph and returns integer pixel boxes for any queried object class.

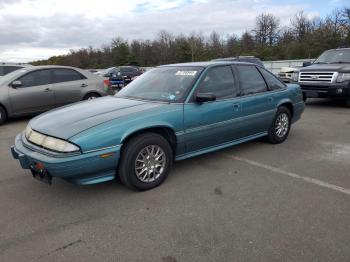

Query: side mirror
[11,81,22,88]
[195,93,216,103]
[302,61,312,67]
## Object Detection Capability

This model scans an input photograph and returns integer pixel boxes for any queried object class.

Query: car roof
[0,63,32,67]
[160,61,259,68]
[325,47,350,51]
[27,65,82,70]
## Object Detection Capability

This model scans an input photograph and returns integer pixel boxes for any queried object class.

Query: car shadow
[5,115,35,125]
[306,98,348,108]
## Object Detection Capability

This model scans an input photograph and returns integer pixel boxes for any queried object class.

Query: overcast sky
[0,0,345,62]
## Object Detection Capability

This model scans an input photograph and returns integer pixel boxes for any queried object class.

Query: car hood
[300,63,350,72]
[29,96,162,139]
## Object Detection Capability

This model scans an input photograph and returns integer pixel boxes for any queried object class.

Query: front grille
[299,72,337,83]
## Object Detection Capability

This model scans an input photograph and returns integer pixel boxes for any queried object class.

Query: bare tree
[291,11,313,41]
[253,13,280,46]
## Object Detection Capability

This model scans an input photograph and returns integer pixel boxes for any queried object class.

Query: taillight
[103,79,111,90]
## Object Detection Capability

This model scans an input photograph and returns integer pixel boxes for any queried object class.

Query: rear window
[258,68,285,90]
[52,69,86,83]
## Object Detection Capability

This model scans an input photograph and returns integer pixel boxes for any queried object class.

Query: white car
[278,66,300,83]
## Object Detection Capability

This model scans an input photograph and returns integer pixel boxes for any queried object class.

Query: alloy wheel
[134,145,166,183]
[275,113,289,138]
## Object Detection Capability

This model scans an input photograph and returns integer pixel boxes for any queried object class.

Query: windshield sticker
[175,71,197,76]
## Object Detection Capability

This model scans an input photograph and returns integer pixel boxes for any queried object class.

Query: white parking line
[223,154,350,196]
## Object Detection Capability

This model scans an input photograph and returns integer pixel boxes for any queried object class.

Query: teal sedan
[11,61,304,190]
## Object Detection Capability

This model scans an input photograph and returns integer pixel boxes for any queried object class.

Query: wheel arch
[0,103,8,117]
[277,100,294,118]
[83,92,101,100]
[120,126,177,154]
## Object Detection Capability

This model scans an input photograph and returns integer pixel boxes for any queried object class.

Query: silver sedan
[0,65,113,124]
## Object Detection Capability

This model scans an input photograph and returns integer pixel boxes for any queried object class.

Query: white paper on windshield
[175,71,197,76]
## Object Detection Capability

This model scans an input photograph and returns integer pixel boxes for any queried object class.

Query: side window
[17,70,51,87]
[196,66,236,100]
[0,66,22,76]
[4,66,22,75]
[258,68,286,90]
[236,65,267,95]
[52,69,85,83]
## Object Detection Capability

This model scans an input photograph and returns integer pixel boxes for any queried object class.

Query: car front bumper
[11,134,121,185]
[300,82,350,99]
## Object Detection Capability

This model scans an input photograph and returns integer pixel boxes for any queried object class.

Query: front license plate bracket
[30,167,52,185]
[305,91,319,98]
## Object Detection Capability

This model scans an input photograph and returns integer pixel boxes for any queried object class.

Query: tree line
[32,6,350,68]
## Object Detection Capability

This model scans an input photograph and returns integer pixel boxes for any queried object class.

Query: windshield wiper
[329,61,350,64]
[313,62,327,64]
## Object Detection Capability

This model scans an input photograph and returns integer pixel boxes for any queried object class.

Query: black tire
[83,93,100,100]
[0,106,7,125]
[267,106,292,144]
[118,132,173,191]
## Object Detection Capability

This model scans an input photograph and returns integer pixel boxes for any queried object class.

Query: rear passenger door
[183,66,241,152]
[50,68,88,106]
[234,65,276,137]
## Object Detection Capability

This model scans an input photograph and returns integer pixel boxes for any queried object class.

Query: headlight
[25,125,32,138]
[292,72,299,82]
[24,125,80,153]
[336,73,350,83]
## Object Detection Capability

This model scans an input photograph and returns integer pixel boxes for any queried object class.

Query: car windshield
[116,66,203,103]
[314,49,350,64]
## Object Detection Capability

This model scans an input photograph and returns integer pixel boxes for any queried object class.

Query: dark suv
[119,66,143,83]
[296,48,350,106]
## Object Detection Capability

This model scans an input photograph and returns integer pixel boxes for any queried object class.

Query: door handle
[81,83,88,87]
[44,88,52,92]
[233,103,241,111]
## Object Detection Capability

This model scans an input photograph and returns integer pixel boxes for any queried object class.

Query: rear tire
[0,106,7,125]
[83,93,100,100]
[267,106,291,144]
[118,133,173,191]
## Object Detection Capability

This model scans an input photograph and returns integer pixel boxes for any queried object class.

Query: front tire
[0,106,7,125]
[267,106,291,144]
[118,133,173,191]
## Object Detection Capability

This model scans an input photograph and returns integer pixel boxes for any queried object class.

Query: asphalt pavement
[0,98,349,262]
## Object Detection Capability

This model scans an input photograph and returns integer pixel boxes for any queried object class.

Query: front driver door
[183,66,241,153]
[8,69,55,115]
